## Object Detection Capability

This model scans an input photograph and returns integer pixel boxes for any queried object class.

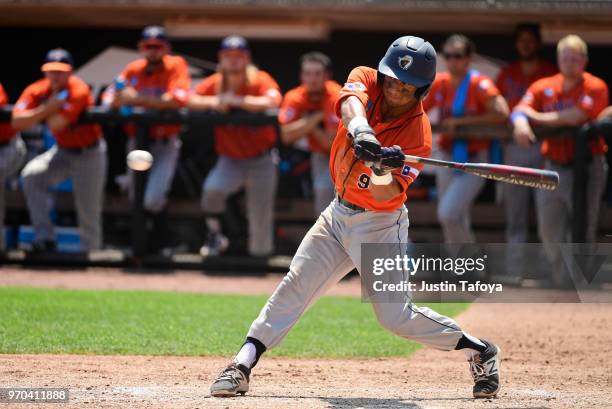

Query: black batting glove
[351,125,382,162]
[371,145,405,176]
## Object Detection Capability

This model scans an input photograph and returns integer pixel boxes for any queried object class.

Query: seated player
[423,34,509,243]
[0,82,26,253]
[103,26,191,252]
[189,36,282,257]
[512,34,609,286]
[279,52,341,214]
[496,24,557,279]
[13,49,106,252]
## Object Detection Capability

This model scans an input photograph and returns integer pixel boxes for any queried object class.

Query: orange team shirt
[0,82,16,142]
[13,76,101,149]
[496,60,557,109]
[195,70,282,159]
[110,54,190,139]
[516,72,609,163]
[330,66,432,212]
[423,71,501,153]
[278,80,342,154]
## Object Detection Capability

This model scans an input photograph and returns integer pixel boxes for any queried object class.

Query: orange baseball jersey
[496,60,557,109]
[0,82,16,142]
[13,76,101,148]
[105,54,190,139]
[195,70,282,159]
[517,72,609,163]
[330,66,431,212]
[423,71,501,153]
[278,80,341,153]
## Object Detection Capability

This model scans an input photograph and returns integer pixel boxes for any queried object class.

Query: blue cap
[41,48,74,72]
[220,35,249,51]
[141,25,168,43]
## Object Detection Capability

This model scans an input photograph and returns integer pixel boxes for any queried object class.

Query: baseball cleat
[210,363,250,397]
[468,339,501,398]
[199,232,229,258]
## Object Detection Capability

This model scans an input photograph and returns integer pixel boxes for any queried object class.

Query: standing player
[189,36,282,257]
[512,35,609,285]
[496,24,556,277]
[0,82,26,253]
[279,52,341,214]
[209,36,501,399]
[423,34,509,243]
[12,49,106,252]
[103,26,191,250]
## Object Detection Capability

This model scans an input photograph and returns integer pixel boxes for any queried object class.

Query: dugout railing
[0,106,610,263]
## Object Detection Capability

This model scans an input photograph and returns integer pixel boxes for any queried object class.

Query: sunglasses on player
[443,52,468,60]
[143,43,164,50]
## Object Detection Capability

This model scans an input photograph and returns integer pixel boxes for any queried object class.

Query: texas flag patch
[401,165,420,180]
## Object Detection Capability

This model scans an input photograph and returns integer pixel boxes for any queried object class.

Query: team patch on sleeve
[342,82,366,92]
[478,78,492,91]
[400,165,420,180]
[265,89,281,98]
[580,94,594,109]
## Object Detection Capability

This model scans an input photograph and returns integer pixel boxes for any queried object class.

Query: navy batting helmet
[377,36,437,100]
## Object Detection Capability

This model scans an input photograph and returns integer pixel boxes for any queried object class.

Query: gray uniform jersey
[0,136,27,250]
[248,198,464,351]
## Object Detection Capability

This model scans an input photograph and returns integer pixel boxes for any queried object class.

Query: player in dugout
[103,25,191,252]
[13,49,107,253]
[0,82,26,254]
[279,52,341,215]
[423,34,510,243]
[189,35,282,258]
[512,34,609,286]
[495,23,556,280]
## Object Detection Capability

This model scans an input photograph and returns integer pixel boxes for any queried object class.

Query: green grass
[0,287,468,357]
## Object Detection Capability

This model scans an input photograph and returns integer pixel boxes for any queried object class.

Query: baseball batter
[12,49,107,252]
[279,52,341,214]
[189,36,282,257]
[103,26,191,250]
[209,36,501,399]
[0,82,26,252]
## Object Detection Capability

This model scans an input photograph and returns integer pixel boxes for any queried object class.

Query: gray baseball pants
[127,136,181,214]
[21,140,107,251]
[502,142,544,274]
[536,154,608,272]
[202,151,278,256]
[310,151,334,215]
[436,151,488,243]
[0,136,27,250]
[247,198,464,351]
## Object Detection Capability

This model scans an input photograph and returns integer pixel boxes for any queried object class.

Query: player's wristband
[510,111,528,125]
[347,116,369,137]
[370,172,393,185]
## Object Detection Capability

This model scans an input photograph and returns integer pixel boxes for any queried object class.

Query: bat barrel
[464,163,560,190]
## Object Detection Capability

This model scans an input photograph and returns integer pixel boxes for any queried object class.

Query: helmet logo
[398,55,413,70]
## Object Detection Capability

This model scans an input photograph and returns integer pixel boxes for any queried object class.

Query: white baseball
[127,150,153,171]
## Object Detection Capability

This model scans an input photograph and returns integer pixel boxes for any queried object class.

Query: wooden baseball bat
[403,155,559,190]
